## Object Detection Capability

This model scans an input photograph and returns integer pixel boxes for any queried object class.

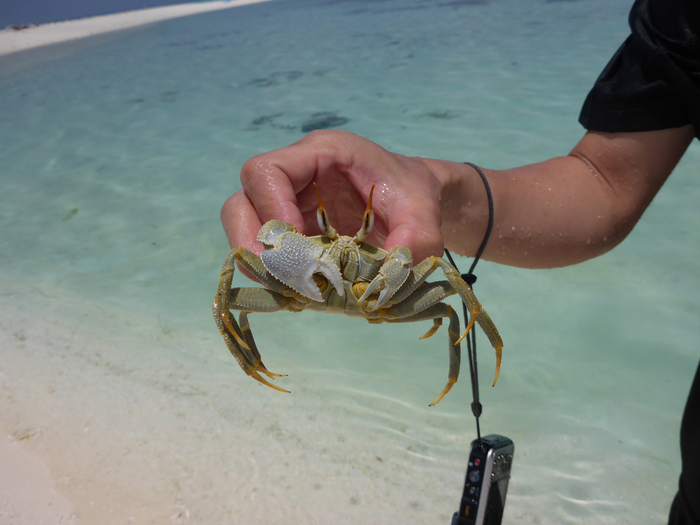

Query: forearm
[429,156,630,268]
[424,126,695,269]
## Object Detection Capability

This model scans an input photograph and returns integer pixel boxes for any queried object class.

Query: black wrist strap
[443,162,494,442]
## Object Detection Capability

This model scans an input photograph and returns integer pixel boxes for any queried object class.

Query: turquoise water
[1,0,699,523]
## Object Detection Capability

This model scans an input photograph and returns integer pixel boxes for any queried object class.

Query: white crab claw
[257,220,296,245]
[259,224,344,302]
[359,246,412,310]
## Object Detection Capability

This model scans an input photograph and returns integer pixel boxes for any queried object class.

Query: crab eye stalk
[314,183,338,239]
[356,185,375,242]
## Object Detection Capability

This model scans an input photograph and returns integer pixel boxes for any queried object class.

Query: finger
[242,131,368,234]
[227,131,359,254]
[221,190,265,254]
[383,192,444,264]
[239,154,307,234]
[352,154,445,264]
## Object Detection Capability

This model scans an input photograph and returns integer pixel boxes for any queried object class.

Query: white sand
[0,0,273,56]
[0,434,75,523]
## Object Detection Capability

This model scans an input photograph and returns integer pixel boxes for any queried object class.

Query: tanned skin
[221,126,694,269]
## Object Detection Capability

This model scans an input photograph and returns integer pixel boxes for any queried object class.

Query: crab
[213,184,503,406]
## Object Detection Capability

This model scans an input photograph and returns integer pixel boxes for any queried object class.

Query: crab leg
[376,255,503,387]
[214,248,294,392]
[358,246,412,309]
[379,301,462,406]
[234,311,285,378]
[387,256,445,305]
[213,297,288,392]
[435,258,503,385]
[214,246,293,346]
[379,280,456,317]
[214,249,252,351]
[227,246,298,296]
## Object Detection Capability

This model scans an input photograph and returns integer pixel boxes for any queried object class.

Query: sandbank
[0,0,273,56]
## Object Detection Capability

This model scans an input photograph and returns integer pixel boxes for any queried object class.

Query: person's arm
[430,124,695,268]
[221,126,694,269]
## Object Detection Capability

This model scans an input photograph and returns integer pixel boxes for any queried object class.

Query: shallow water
[1,0,699,523]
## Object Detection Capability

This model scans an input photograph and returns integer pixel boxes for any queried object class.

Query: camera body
[452,434,514,525]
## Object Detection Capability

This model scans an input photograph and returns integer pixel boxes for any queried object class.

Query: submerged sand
[0,0,273,56]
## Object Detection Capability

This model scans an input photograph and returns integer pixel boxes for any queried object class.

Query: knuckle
[240,155,271,186]
[301,129,354,153]
[303,128,343,142]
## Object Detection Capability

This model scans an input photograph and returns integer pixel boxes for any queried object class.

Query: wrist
[418,158,492,257]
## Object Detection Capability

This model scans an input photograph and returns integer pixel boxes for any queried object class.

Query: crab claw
[259,221,344,302]
[359,246,412,310]
[257,220,296,245]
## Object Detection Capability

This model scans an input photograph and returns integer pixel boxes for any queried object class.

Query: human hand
[221,130,446,264]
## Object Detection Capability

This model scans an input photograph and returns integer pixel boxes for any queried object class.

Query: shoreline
[0,0,273,56]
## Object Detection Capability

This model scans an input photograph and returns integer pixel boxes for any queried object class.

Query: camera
[451,434,514,525]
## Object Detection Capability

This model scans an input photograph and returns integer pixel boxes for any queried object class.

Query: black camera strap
[443,162,494,443]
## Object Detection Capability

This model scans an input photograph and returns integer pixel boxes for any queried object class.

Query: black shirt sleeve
[579,0,700,139]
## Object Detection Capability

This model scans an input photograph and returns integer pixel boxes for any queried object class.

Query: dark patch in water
[300,112,350,133]
[125,98,145,104]
[313,69,332,77]
[249,71,304,87]
[251,113,284,127]
[247,111,349,134]
[196,43,225,52]
[159,91,178,103]
[247,113,297,131]
[62,208,79,222]
[424,110,460,120]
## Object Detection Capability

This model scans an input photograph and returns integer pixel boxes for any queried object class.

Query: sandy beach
[0,0,273,56]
